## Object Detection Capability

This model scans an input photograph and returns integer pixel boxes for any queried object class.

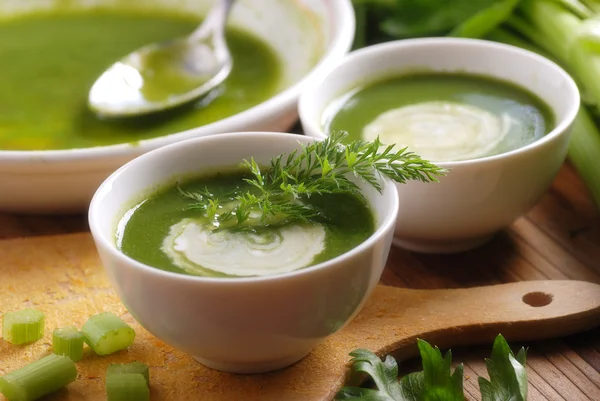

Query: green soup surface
[0,11,281,150]
[323,73,554,162]
[118,170,375,278]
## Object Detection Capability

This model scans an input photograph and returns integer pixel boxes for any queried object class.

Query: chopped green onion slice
[106,373,149,401]
[52,326,84,362]
[81,312,135,356]
[0,354,77,401]
[2,309,45,345]
[107,362,149,387]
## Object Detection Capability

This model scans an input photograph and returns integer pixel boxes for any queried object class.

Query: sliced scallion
[105,373,149,401]
[107,362,149,387]
[52,326,84,362]
[0,354,77,401]
[1,309,45,345]
[81,312,135,356]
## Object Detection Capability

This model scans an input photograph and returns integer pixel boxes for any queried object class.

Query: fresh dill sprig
[179,131,447,229]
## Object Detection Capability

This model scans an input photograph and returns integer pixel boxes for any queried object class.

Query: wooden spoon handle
[344,280,600,361]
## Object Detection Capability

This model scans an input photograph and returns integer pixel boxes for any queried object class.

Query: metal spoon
[88,0,236,117]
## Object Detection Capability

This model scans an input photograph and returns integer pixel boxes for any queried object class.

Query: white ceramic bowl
[0,0,354,213]
[299,38,580,254]
[88,132,398,374]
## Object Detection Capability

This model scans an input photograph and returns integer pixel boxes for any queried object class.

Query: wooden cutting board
[1,233,599,401]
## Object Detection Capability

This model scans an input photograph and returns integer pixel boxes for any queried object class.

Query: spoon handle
[190,0,237,41]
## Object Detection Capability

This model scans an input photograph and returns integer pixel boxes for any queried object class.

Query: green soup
[323,73,554,162]
[0,11,281,150]
[117,170,375,278]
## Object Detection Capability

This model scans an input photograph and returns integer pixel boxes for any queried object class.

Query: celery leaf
[336,340,464,400]
[478,334,528,401]
[337,335,528,401]
[337,349,404,400]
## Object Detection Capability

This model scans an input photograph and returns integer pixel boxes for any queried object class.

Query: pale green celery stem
[519,0,600,108]
[505,16,561,58]
[107,362,150,387]
[572,48,600,107]
[515,0,581,62]
[550,0,594,18]
[505,14,595,98]
[81,312,135,356]
[105,373,149,401]
[1,309,45,345]
[0,354,77,401]
[486,30,576,87]
[568,107,600,208]
[52,326,84,362]
[580,0,600,13]
[487,28,554,57]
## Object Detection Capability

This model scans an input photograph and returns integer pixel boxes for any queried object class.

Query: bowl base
[392,233,495,254]
[193,349,312,374]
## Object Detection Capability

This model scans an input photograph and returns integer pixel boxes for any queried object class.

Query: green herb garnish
[180,131,446,230]
[337,334,527,401]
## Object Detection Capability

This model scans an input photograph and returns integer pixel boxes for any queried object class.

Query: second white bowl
[299,38,580,253]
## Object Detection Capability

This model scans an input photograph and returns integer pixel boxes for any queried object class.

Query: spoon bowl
[89,0,235,117]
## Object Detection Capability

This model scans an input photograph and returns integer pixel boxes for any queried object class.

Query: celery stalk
[487,28,554,56]
[517,0,600,107]
[52,326,84,362]
[580,0,600,13]
[107,362,150,387]
[106,373,149,401]
[2,309,45,345]
[81,312,135,356]
[567,107,600,207]
[505,15,562,58]
[0,354,77,401]
[552,0,594,18]
[513,0,578,62]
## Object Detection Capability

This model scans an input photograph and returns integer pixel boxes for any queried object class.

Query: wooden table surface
[1,162,599,400]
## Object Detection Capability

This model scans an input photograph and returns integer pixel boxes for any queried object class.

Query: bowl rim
[88,131,399,285]
[0,0,355,165]
[298,37,581,168]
